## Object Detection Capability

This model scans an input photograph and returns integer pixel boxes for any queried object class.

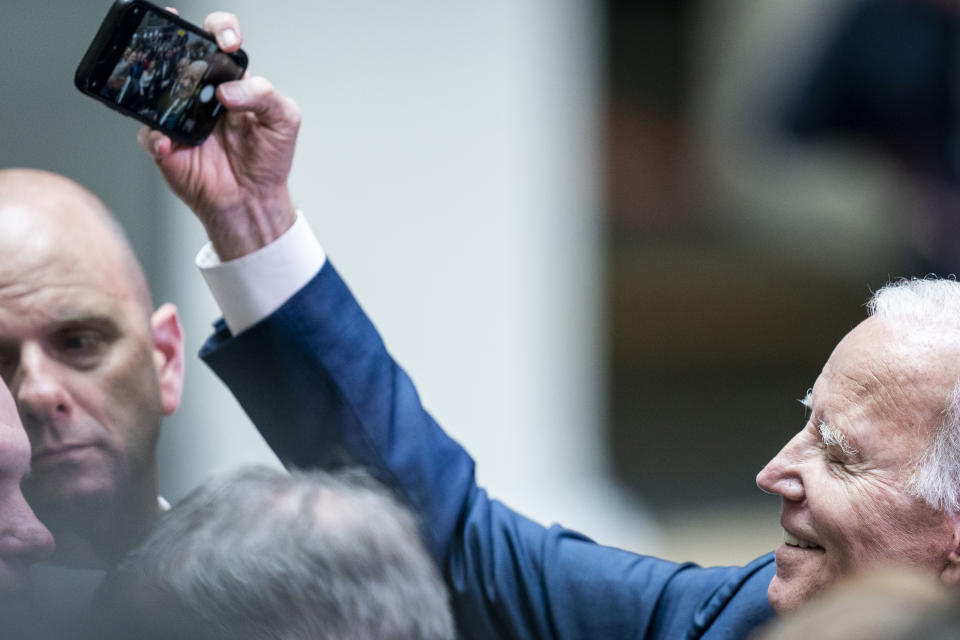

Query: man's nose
[13,345,70,424]
[756,438,805,502]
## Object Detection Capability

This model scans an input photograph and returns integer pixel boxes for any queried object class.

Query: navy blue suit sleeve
[200,261,776,639]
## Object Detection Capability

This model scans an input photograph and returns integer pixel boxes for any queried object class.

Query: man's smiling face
[756,316,960,613]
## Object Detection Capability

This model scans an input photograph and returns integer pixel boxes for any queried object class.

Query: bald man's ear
[150,303,185,416]
[940,514,960,585]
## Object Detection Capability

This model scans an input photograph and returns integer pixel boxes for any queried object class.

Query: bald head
[0,168,153,314]
[0,169,108,216]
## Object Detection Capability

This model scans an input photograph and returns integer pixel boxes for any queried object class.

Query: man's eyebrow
[50,312,116,326]
[818,421,859,457]
[47,314,121,336]
[799,388,859,456]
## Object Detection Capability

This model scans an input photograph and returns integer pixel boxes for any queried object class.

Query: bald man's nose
[14,346,71,425]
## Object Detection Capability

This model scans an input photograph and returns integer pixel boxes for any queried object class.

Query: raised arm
[140,12,776,639]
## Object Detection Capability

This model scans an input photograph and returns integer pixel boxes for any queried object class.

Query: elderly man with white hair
[138,9,960,640]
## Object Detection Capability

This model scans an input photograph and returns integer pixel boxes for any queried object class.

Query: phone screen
[94,4,245,140]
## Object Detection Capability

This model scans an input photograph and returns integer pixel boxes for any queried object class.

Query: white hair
[867,277,960,512]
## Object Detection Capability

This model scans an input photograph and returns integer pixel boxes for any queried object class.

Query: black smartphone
[75,0,248,146]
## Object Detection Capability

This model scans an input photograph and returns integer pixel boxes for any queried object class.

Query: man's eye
[56,331,107,366]
[62,333,98,350]
[824,446,854,471]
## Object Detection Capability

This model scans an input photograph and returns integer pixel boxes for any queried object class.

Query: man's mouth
[783,530,823,550]
[32,443,94,464]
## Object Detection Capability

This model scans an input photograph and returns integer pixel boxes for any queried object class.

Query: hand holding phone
[75,0,248,145]
[137,10,301,261]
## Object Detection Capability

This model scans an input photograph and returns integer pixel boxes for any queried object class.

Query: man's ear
[940,513,960,585]
[150,303,185,416]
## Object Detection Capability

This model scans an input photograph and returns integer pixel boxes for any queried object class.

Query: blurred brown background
[604,0,960,560]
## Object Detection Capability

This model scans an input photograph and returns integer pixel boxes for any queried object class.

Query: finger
[137,125,173,158]
[164,7,179,15]
[217,77,301,129]
[203,11,242,51]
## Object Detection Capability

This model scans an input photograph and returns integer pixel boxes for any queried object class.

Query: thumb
[217,77,301,130]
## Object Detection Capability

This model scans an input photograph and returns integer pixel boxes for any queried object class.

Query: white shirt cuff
[196,212,326,335]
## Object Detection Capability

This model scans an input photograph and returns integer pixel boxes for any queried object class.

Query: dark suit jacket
[200,260,777,639]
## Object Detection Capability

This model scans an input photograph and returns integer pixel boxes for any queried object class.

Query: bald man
[0,170,185,640]
[0,169,184,572]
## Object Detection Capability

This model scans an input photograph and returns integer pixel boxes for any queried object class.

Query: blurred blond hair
[754,565,960,640]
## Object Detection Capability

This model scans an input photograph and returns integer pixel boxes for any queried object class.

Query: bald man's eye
[55,330,108,368]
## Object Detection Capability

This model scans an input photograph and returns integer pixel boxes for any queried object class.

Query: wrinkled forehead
[820,317,960,435]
